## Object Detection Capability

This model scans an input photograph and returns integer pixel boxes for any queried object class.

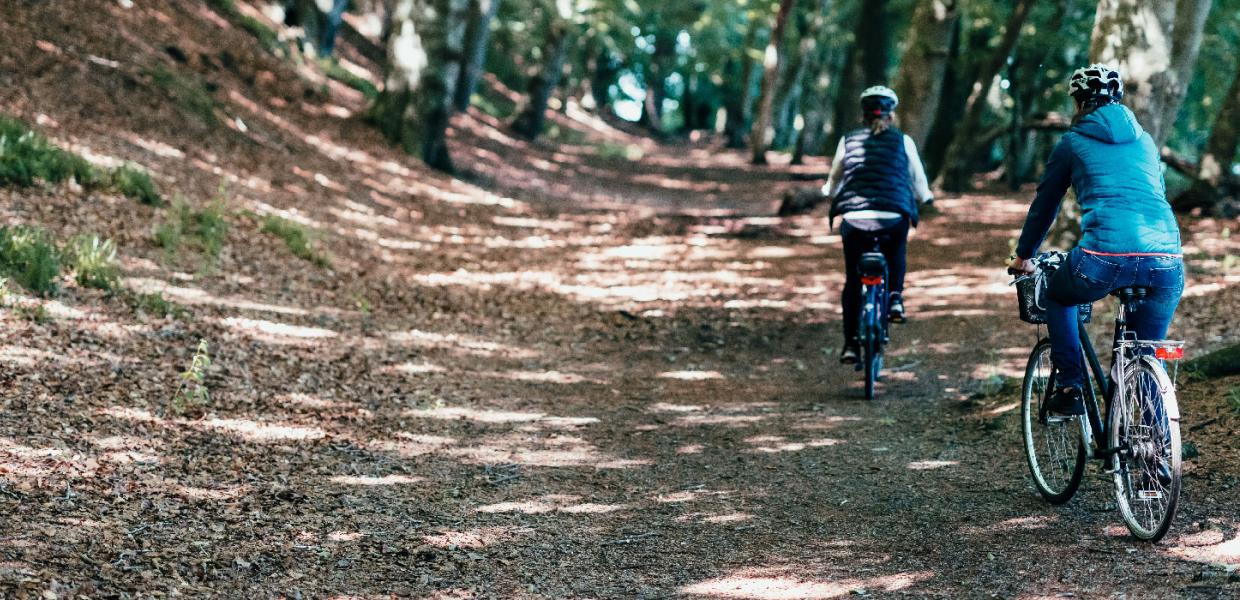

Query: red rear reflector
[1155,347,1184,361]
[861,276,884,286]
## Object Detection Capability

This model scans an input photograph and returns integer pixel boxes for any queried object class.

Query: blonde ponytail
[869,114,892,135]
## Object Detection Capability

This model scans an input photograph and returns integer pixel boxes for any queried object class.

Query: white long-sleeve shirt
[822,134,935,209]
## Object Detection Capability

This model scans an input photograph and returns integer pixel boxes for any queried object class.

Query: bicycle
[855,245,890,400]
[1014,251,1185,542]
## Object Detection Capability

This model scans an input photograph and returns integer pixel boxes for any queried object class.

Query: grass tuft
[0,225,61,296]
[66,234,121,291]
[148,66,219,125]
[128,291,188,320]
[261,214,330,267]
[16,302,51,325]
[0,116,99,188]
[154,196,229,265]
[110,164,162,205]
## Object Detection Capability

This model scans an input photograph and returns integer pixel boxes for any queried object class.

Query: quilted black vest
[830,127,918,225]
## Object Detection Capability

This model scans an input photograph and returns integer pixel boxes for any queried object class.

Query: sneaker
[888,295,906,324]
[839,343,860,365]
[1046,385,1085,416]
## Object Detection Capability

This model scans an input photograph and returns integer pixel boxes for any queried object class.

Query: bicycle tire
[1110,357,1181,542]
[862,286,882,400]
[1021,339,1086,504]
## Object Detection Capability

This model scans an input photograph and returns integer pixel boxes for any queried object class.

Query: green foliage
[172,339,212,414]
[129,291,188,320]
[1229,387,1240,415]
[320,59,379,100]
[260,214,329,267]
[65,234,121,291]
[0,225,61,296]
[0,116,98,188]
[148,66,219,125]
[110,164,162,206]
[154,197,230,264]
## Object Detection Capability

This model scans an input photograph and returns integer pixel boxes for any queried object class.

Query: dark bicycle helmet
[859,85,899,117]
[1069,63,1124,103]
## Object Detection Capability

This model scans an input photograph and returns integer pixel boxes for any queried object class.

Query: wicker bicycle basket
[1015,261,1092,324]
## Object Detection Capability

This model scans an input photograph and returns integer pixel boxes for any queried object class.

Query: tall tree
[639,27,676,133]
[830,0,890,149]
[724,23,760,149]
[749,0,798,165]
[772,0,833,150]
[510,2,573,140]
[892,0,961,148]
[453,0,502,112]
[1089,0,1214,146]
[370,0,469,172]
[1175,56,1240,212]
[935,0,1036,192]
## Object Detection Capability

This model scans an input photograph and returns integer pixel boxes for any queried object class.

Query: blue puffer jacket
[1016,103,1182,258]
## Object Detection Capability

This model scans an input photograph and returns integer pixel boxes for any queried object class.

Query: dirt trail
[2,2,1239,598]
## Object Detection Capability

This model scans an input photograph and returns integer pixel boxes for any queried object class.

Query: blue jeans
[320,0,349,56]
[1045,248,1184,389]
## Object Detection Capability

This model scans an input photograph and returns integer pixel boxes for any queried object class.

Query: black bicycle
[856,248,890,400]
[1014,252,1184,542]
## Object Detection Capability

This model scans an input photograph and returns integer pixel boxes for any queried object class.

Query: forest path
[2,123,1238,598]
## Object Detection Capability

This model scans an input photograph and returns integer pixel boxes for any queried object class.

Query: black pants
[841,218,910,342]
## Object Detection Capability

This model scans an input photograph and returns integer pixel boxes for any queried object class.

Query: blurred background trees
[276,0,1240,214]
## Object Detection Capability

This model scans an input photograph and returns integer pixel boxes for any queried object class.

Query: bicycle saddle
[1111,286,1150,302]
[858,252,887,277]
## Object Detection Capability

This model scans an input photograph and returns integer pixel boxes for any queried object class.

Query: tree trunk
[639,29,676,133]
[830,0,890,150]
[935,0,1035,192]
[510,18,570,140]
[891,0,960,148]
[453,0,501,112]
[750,0,798,165]
[1174,58,1240,212]
[1089,0,1213,147]
[725,25,760,149]
[370,0,468,172]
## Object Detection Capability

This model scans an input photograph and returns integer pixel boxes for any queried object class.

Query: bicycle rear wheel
[1110,357,1181,542]
[1021,339,1086,504]
[862,287,882,400]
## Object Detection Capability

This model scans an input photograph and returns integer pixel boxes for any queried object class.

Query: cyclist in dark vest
[824,86,935,364]
[1009,64,1184,416]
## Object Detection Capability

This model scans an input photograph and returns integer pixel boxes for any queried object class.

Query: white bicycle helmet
[1069,63,1124,101]
[860,86,898,116]
[859,85,899,106]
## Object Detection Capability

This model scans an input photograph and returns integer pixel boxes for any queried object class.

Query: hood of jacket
[1071,103,1143,144]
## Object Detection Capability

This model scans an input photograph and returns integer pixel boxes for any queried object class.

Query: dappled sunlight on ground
[679,568,934,599]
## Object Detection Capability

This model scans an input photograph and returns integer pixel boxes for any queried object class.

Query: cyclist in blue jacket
[1009,64,1185,415]
[824,86,935,364]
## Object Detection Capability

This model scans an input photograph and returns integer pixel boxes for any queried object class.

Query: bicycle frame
[1059,297,1170,461]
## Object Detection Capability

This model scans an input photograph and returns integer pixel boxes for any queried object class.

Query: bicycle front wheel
[1021,339,1086,504]
[1110,357,1181,542]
